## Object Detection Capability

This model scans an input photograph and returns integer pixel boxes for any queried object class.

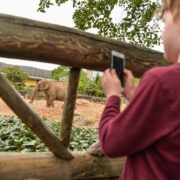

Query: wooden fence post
[0,73,73,159]
[60,68,81,148]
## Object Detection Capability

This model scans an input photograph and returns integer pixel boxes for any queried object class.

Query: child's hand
[123,69,135,101]
[102,69,122,99]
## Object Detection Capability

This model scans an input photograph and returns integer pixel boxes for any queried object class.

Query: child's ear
[177,54,180,63]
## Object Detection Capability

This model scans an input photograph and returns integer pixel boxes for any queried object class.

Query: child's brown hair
[161,0,180,20]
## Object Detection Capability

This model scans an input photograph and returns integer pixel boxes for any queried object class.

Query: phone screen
[111,55,125,86]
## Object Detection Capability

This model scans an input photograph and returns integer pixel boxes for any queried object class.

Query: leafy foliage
[0,116,98,152]
[51,66,69,80]
[78,70,104,97]
[38,0,163,47]
[78,70,91,94]
[134,77,140,86]
[2,66,28,86]
[70,127,98,150]
[0,116,47,152]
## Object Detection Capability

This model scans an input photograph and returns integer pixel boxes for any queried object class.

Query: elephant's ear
[44,83,50,90]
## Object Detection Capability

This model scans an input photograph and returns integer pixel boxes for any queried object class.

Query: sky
[0,0,163,70]
[0,0,75,70]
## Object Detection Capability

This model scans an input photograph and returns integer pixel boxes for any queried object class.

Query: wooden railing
[0,13,168,179]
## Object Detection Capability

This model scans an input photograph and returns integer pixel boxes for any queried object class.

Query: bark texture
[0,13,170,78]
[60,68,81,147]
[0,152,125,180]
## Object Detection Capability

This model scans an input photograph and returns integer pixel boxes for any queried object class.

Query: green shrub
[14,82,25,91]
[0,115,98,152]
[78,71,104,97]
[134,78,140,86]
[51,66,69,81]
[2,66,28,85]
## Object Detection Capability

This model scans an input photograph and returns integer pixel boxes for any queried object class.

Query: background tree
[51,66,69,80]
[2,66,28,90]
[38,0,163,47]
[78,70,104,97]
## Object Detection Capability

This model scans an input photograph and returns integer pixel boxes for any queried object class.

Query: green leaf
[0,115,98,152]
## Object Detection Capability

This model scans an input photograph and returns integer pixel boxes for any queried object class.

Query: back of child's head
[161,0,180,20]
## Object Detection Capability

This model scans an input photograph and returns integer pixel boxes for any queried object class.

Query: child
[99,0,180,179]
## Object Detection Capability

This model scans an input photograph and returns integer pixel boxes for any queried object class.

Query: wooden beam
[60,68,81,147]
[0,73,73,159]
[0,13,170,78]
[0,152,125,180]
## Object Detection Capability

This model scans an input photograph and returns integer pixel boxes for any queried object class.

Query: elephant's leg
[61,103,64,109]
[47,97,55,107]
[51,102,55,107]
[46,102,50,107]
[46,95,50,107]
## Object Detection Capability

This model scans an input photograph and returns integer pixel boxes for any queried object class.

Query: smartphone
[111,50,125,86]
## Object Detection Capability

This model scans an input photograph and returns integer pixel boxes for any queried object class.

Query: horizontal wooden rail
[0,152,125,180]
[0,13,170,77]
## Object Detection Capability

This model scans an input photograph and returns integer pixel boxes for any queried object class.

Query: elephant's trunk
[30,85,39,103]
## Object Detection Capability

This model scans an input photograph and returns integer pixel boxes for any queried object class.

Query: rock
[76,99,90,105]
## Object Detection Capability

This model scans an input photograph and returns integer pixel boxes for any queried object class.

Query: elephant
[29,79,65,107]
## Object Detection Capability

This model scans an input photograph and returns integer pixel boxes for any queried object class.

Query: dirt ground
[0,98,106,128]
[0,98,127,128]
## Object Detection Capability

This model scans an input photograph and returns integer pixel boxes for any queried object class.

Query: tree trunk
[0,152,125,180]
[0,14,170,78]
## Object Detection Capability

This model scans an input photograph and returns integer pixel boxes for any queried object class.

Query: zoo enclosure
[0,13,167,179]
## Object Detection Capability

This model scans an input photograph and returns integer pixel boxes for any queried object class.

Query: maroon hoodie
[99,64,180,180]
